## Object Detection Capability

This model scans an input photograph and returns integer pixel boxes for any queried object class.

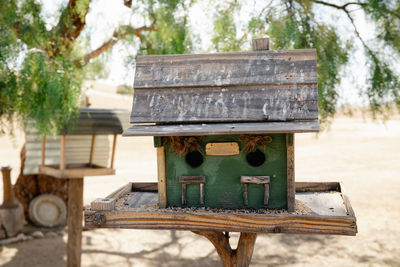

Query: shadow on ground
[1,236,66,267]
[1,229,400,266]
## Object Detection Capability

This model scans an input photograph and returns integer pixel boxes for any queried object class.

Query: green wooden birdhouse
[124,38,319,211]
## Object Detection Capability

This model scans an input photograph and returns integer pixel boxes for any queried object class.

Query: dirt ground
[0,86,399,266]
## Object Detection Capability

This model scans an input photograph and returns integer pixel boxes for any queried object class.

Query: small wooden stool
[240,176,270,206]
[179,176,206,205]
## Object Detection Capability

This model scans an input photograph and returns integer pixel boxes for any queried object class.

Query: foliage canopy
[0,0,399,134]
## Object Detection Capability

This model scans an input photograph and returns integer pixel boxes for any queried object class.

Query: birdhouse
[86,40,356,267]
[124,39,319,211]
[37,108,127,179]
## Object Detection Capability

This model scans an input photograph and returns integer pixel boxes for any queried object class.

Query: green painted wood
[153,136,163,147]
[165,134,287,209]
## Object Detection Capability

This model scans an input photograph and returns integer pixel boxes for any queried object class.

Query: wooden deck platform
[84,182,357,236]
[39,163,115,179]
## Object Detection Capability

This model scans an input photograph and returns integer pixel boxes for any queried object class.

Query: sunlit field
[0,86,399,266]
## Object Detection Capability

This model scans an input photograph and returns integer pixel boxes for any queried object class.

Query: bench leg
[193,231,257,267]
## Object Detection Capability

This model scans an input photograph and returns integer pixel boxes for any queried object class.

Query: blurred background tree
[212,0,400,123]
[1,0,399,134]
[0,0,192,135]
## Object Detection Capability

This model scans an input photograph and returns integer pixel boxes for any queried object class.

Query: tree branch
[82,24,157,65]
[124,0,132,8]
[59,0,90,41]
[344,10,372,52]
[312,1,373,54]
[313,1,367,10]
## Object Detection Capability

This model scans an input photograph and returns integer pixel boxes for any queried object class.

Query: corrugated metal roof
[23,108,130,175]
[61,108,129,135]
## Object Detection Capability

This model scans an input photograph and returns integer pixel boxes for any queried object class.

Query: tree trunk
[193,231,257,267]
[14,144,68,220]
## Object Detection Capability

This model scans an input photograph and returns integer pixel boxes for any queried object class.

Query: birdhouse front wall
[163,134,288,209]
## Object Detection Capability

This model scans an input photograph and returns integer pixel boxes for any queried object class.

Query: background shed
[23,108,130,175]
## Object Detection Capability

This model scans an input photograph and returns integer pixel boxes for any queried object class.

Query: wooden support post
[67,178,84,267]
[264,184,269,205]
[193,231,257,267]
[110,134,117,169]
[41,136,46,166]
[200,183,205,205]
[286,133,295,212]
[157,146,167,208]
[60,135,66,170]
[243,184,248,206]
[181,184,187,205]
[89,135,96,167]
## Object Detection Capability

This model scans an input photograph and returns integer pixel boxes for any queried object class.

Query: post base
[193,231,257,267]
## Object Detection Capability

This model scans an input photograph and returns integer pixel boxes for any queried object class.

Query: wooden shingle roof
[125,49,319,136]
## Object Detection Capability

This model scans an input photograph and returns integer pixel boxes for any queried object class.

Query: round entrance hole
[246,149,266,167]
[185,151,204,168]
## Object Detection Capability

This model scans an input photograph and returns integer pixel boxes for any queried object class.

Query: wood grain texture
[124,192,158,209]
[339,183,356,217]
[91,198,116,211]
[179,176,206,184]
[252,38,270,51]
[131,84,318,123]
[106,183,132,199]
[1,166,18,207]
[131,183,158,192]
[295,182,340,192]
[123,121,320,137]
[110,134,117,168]
[241,176,270,206]
[89,135,96,166]
[67,178,83,267]
[181,184,187,205]
[157,147,167,208]
[286,134,295,212]
[236,233,257,267]
[193,231,257,267]
[206,142,239,156]
[84,181,357,235]
[134,49,317,89]
[39,164,115,179]
[296,192,347,216]
[240,176,270,184]
[85,209,357,235]
[200,183,205,205]
[243,183,248,206]
[179,176,206,206]
[264,184,270,205]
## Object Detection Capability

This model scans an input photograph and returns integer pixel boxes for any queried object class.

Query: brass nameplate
[206,142,239,156]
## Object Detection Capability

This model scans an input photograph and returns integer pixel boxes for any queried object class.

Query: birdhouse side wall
[163,134,288,209]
